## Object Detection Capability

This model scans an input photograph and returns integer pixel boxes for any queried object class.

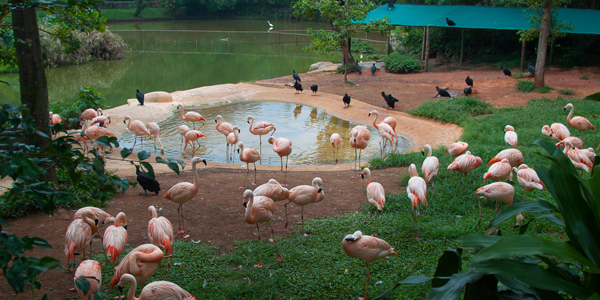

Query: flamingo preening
[542,123,570,142]
[512,164,544,202]
[447,151,482,185]
[253,179,289,203]
[177,104,206,129]
[117,273,196,300]
[80,108,102,122]
[487,148,524,168]
[102,212,128,265]
[484,158,513,183]
[556,136,583,149]
[268,136,292,186]
[446,141,468,158]
[73,260,101,300]
[361,168,385,236]
[109,244,164,292]
[243,189,282,267]
[504,125,518,148]
[65,209,98,270]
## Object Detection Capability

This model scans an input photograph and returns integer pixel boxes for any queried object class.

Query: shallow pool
[118,101,409,165]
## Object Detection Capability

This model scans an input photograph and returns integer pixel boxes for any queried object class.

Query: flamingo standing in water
[542,123,570,142]
[177,125,190,152]
[227,126,240,162]
[216,115,237,158]
[243,189,282,267]
[487,148,524,168]
[564,103,595,138]
[103,212,128,265]
[73,260,101,300]
[342,231,397,300]
[504,125,518,148]
[446,141,469,158]
[247,115,276,161]
[123,115,151,150]
[407,164,427,236]
[109,244,164,292]
[330,133,341,164]
[182,130,206,157]
[65,209,98,270]
[163,157,207,233]
[484,158,513,183]
[421,144,439,198]
[349,125,371,178]
[268,136,292,186]
[369,110,398,153]
[238,142,261,188]
[147,205,174,268]
[448,151,482,185]
[512,164,544,202]
[117,273,196,300]
[475,182,515,224]
[361,168,385,236]
[79,108,102,122]
[286,177,324,235]
[146,122,164,154]
[177,104,206,129]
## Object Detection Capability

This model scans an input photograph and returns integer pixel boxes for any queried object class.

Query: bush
[408,96,494,124]
[516,80,535,92]
[534,86,554,93]
[50,86,106,129]
[558,89,575,95]
[384,53,423,73]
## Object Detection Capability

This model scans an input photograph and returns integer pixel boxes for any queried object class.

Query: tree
[293,0,392,68]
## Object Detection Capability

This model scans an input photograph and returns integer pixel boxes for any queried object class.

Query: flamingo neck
[248,117,256,134]
[180,106,185,118]
[192,161,200,189]
[371,113,379,129]
[125,118,132,131]
[426,146,432,157]
[238,146,244,161]
[567,107,573,123]
[245,194,254,222]
[126,278,138,300]
[83,214,97,231]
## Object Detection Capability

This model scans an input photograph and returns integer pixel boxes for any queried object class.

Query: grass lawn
[97,96,598,299]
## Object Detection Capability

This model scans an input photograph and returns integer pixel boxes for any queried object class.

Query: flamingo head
[343,231,363,242]
[243,189,253,208]
[247,116,253,123]
[564,103,573,112]
[268,136,274,144]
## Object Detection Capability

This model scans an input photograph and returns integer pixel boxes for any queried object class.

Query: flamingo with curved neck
[564,103,595,137]
[243,189,282,267]
[368,110,397,154]
[177,104,206,129]
[123,115,150,150]
[247,115,276,160]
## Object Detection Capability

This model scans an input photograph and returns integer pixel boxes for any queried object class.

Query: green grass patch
[511,72,528,79]
[580,73,589,80]
[534,85,554,93]
[407,96,494,124]
[516,80,535,92]
[558,89,575,95]
[100,8,170,21]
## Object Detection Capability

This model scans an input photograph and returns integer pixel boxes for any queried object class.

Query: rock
[145,91,173,103]
[309,61,336,72]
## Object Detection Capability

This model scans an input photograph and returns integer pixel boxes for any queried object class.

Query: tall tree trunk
[340,40,355,66]
[11,1,57,185]
[534,0,552,88]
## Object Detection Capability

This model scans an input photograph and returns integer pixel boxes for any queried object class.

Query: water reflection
[118,101,410,165]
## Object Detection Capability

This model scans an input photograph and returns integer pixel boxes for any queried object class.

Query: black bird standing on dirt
[343,93,351,108]
[387,0,395,10]
[465,76,473,87]
[135,164,160,195]
[294,80,303,93]
[446,17,456,26]
[136,89,144,105]
[435,86,451,98]
[464,87,472,96]
[355,63,362,75]
[501,66,512,77]
[381,91,399,110]
[310,84,318,94]
[371,63,376,75]
[528,63,535,76]
[292,69,301,82]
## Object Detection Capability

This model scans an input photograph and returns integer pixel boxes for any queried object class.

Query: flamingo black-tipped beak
[361,174,364,179]
[238,129,241,133]
[421,150,425,156]
[202,159,207,166]
[94,219,99,226]
[124,225,128,230]
[512,224,520,228]
[243,201,247,208]
[508,180,514,185]
[345,237,356,241]
[563,108,567,112]
[368,113,372,116]
[122,120,126,124]
[215,119,218,123]
[318,188,323,193]
[247,120,250,124]
[118,286,124,294]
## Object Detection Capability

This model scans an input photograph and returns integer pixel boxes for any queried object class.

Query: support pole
[460,28,464,64]
[520,39,526,72]
[424,27,430,72]
[387,33,390,56]
[421,27,426,60]
[344,0,349,82]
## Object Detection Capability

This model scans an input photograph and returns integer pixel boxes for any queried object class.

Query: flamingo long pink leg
[255,224,263,267]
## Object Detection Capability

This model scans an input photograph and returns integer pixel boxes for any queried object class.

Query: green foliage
[516,80,535,92]
[518,0,573,43]
[49,86,105,128]
[510,72,528,79]
[558,89,574,95]
[383,53,423,73]
[534,85,554,93]
[407,96,494,124]
[580,73,589,79]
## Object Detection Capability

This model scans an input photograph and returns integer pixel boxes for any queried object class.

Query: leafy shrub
[384,53,423,73]
[336,63,360,74]
[50,86,105,128]
[408,96,494,124]
[516,80,535,93]
[558,89,575,95]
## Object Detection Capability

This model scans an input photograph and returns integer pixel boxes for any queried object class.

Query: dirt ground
[1,61,599,300]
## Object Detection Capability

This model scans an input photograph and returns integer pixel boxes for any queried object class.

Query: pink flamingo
[177,104,206,129]
[243,189,282,267]
[349,125,371,178]
[73,260,101,299]
[369,110,398,153]
[448,151,482,185]
[475,182,515,223]
[90,115,111,128]
[109,244,164,292]
[117,273,197,300]
[542,123,570,142]
[216,115,238,160]
[565,103,595,137]
[177,125,190,152]
[285,177,324,235]
[49,111,62,125]
[79,108,102,121]
[504,125,518,148]
[182,130,206,157]
[238,141,261,188]
[330,133,341,164]
[342,231,397,300]
[446,141,468,158]
[556,137,584,149]
[103,212,128,265]
[227,126,240,162]
[487,148,524,168]
[123,115,151,150]
[421,144,439,197]
[580,147,596,164]
[74,207,114,230]
[512,164,544,202]
[146,122,165,154]
[268,136,292,186]
[407,163,427,236]
[563,140,593,173]
[484,158,513,182]
[70,121,91,152]
[361,168,385,236]
[163,157,207,233]
[253,179,289,202]
[147,205,174,268]
[65,209,98,270]
[247,115,276,160]
[84,124,116,154]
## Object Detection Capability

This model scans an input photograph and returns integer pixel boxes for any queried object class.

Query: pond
[0,20,386,108]
[117,101,409,165]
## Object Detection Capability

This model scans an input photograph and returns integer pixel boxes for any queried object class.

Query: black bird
[465,76,473,87]
[381,91,399,110]
[294,80,303,94]
[371,63,376,75]
[310,84,318,94]
[355,63,362,75]
[528,63,535,76]
[464,87,472,96]
[501,66,512,77]
[446,17,456,26]
[387,0,395,10]
[136,89,144,106]
[343,93,351,108]
[435,86,451,98]
[292,69,301,82]
[135,164,160,195]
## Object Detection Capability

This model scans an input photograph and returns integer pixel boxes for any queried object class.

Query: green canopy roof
[362,4,600,35]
